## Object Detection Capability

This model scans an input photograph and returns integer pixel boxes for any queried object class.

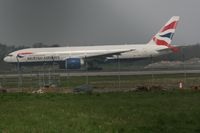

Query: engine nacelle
[64,58,84,69]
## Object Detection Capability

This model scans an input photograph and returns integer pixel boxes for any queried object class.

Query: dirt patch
[136,85,166,92]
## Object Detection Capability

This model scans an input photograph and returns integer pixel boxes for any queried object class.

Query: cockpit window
[7,54,13,57]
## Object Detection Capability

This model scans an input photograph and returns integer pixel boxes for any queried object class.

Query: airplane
[4,16,180,69]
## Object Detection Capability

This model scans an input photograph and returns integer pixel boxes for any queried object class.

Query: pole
[117,55,121,90]
[183,54,186,86]
[16,56,22,90]
[42,60,45,87]
[48,68,51,85]
[151,55,154,86]
[85,56,89,85]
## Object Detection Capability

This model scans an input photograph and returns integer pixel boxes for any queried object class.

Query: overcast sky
[0,0,199,46]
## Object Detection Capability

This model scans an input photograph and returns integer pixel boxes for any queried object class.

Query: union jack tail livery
[148,16,180,52]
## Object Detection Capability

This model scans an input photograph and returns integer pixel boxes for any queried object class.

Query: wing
[85,49,135,59]
[64,49,135,60]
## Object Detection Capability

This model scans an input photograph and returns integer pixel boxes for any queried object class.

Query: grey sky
[0,0,199,46]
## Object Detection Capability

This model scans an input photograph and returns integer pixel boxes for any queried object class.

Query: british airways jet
[4,16,180,69]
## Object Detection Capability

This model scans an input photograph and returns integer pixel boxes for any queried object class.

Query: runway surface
[0,69,200,78]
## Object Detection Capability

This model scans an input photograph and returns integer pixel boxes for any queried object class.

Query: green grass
[0,91,200,132]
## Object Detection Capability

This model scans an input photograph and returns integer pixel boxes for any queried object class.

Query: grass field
[1,73,200,90]
[0,91,200,133]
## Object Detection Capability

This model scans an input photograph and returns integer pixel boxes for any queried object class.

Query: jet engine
[61,58,84,69]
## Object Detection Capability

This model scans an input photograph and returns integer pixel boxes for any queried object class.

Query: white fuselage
[4,44,168,63]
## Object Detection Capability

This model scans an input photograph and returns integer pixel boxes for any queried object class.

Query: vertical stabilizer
[148,16,180,52]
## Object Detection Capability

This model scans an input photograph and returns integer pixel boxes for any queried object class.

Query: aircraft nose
[3,56,10,62]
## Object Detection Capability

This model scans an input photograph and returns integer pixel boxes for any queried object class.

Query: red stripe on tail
[153,37,180,53]
[161,21,177,32]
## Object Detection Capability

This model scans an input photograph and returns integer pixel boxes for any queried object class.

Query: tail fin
[148,16,180,52]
